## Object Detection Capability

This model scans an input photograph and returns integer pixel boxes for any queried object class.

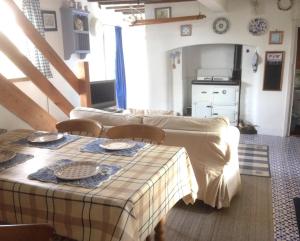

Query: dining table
[0,129,198,241]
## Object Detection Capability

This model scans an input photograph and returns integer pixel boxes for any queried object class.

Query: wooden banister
[0,74,57,131]
[0,33,74,115]
[78,62,92,107]
[9,77,30,83]
[4,0,80,94]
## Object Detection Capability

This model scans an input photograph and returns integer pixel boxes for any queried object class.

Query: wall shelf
[60,7,90,60]
[130,14,206,26]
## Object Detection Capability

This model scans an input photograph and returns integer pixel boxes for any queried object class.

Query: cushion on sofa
[69,107,142,126]
[143,115,229,132]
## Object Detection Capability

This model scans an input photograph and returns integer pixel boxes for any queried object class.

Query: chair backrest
[56,119,103,137]
[106,124,165,144]
[0,224,54,241]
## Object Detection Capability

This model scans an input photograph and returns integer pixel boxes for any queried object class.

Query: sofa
[70,107,241,209]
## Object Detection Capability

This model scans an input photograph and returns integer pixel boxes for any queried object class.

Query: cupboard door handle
[212,113,218,115]
[206,105,212,108]
[201,91,207,94]
[213,91,219,94]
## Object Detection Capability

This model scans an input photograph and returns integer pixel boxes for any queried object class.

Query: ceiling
[87,0,226,16]
[87,0,197,15]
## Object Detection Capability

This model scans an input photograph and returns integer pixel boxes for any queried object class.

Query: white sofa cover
[70,107,241,209]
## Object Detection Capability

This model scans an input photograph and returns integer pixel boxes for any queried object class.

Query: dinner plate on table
[99,139,136,151]
[0,150,16,163]
[27,133,64,144]
[54,161,102,180]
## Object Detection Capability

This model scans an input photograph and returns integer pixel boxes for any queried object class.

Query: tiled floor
[240,134,300,241]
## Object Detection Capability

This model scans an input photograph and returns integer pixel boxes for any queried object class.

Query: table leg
[154,217,166,241]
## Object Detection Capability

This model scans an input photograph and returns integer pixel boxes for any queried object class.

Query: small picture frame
[180,24,192,36]
[155,7,171,19]
[41,10,57,31]
[269,31,284,44]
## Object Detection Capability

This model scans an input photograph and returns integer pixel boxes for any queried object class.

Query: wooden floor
[164,175,274,241]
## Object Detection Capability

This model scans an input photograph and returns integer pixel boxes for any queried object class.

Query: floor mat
[239,143,270,177]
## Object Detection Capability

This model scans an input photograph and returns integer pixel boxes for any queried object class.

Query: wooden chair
[0,224,54,241]
[56,119,103,137]
[106,124,165,144]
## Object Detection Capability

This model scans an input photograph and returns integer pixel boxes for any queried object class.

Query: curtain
[115,26,127,109]
[22,0,53,78]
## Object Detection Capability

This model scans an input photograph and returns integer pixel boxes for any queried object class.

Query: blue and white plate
[213,17,230,34]
[248,18,268,36]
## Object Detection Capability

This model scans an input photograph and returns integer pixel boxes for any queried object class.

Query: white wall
[122,27,151,109]
[183,44,235,75]
[123,0,298,136]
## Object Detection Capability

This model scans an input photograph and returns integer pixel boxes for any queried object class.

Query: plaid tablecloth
[0,130,198,241]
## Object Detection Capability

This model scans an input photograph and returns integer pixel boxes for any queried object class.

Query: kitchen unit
[170,44,242,125]
[192,82,240,125]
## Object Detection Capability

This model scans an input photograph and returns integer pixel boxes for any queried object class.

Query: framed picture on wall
[263,51,285,91]
[180,24,192,36]
[269,31,284,44]
[41,10,57,31]
[154,7,171,19]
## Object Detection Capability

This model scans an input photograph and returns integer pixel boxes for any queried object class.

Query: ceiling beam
[97,1,142,5]
[106,4,144,9]
[91,0,196,5]
[197,0,227,12]
[147,0,196,3]
[122,11,145,14]
[114,8,144,12]
[117,9,145,14]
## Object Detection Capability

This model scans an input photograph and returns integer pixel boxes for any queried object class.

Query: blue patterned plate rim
[53,161,102,180]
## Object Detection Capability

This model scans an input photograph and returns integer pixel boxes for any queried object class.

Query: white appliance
[196,68,233,81]
[192,84,239,125]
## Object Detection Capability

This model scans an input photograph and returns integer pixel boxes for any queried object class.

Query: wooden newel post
[78,61,91,107]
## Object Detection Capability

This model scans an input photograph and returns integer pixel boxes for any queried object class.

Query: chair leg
[154,217,166,241]
[146,235,151,241]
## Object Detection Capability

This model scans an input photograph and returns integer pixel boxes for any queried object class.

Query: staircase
[0,0,91,131]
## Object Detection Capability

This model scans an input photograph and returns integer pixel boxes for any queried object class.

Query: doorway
[290,28,300,135]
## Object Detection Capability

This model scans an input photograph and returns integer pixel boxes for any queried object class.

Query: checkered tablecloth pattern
[0,130,198,241]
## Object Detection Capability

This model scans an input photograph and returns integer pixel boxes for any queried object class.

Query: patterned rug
[238,143,270,177]
[240,135,300,241]
[294,197,300,236]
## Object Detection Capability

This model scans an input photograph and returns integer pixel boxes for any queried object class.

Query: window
[0,0,52,79]
[102,25,116,80]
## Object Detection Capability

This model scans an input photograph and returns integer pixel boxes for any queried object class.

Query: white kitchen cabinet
[192,84,239,125]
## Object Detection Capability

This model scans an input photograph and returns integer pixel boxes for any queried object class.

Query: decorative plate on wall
[74,17,84,31]
[213,17,230,34]
[180,24,192,36]
[248,18,268,36]
[277,0,293,11]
